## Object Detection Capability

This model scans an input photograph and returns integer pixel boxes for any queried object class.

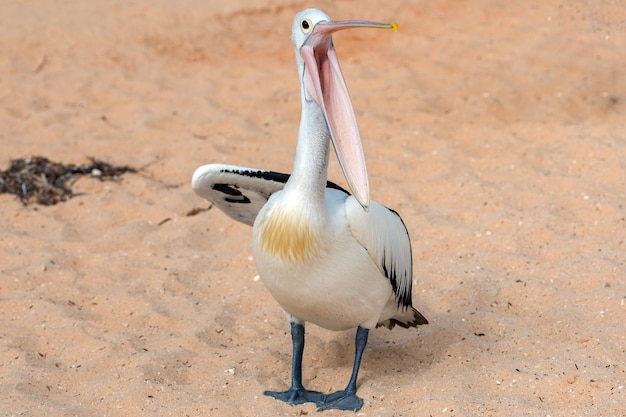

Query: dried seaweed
[0,156,137,205]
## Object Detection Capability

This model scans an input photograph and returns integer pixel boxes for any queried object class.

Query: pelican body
[192,8,427,412]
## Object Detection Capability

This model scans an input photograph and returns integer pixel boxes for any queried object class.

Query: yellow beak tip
[391,22,399,32]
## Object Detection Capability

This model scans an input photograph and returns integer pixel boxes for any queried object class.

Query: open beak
[300,19,397,210]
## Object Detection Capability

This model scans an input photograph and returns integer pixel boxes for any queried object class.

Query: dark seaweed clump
[0,156,137,205]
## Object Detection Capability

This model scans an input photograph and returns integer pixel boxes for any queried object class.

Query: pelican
[192,8,428,412]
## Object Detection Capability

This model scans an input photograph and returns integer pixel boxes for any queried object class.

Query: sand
[1,0,624,416]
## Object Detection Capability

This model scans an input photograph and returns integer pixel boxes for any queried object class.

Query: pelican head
[291,8,396,210]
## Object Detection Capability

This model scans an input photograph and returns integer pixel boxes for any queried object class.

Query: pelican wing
[345,198,415,309]
[192,163,348,226]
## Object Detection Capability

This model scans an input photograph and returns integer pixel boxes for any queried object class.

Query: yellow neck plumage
[258,205,327,263]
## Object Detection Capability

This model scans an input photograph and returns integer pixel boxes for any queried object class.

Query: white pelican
[192,8,428,412]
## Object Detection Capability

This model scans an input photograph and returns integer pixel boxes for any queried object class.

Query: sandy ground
[1,0,625,416]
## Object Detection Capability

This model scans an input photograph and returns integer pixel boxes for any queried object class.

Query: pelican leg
[264,322,325,406]
[317,326,369,411]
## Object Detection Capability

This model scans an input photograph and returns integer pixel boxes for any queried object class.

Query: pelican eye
[301,18,312,33]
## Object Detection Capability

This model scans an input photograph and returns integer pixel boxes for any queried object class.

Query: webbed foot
[264,387,325,406]
[317,390,364,412]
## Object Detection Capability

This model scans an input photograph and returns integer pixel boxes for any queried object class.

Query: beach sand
[1,1,624,415]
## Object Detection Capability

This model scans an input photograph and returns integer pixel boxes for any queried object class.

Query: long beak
[300,20,397,210]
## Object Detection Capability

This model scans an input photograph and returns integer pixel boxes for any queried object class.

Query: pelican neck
[284,96,331,205]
